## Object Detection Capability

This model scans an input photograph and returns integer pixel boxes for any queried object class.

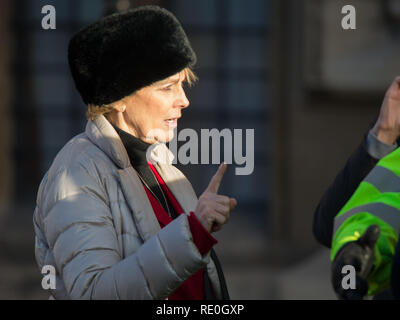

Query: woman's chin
[153,129,174,143]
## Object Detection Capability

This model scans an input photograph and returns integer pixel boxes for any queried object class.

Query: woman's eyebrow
[157,77,180,86]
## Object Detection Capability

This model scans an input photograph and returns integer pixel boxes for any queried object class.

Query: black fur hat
[68,5,197,106]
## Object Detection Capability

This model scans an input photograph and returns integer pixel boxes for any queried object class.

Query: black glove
[331,225,380,300]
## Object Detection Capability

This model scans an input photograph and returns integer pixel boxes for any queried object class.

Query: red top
[143,162,218,300]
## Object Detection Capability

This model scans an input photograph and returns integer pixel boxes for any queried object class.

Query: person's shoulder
[49,132,115,176]
[39,133,114,194]
[36,133,113,212]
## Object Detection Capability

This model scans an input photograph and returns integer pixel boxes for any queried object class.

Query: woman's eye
[162,86,172,91]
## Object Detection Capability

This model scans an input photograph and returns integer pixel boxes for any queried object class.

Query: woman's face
[119,70,190,144]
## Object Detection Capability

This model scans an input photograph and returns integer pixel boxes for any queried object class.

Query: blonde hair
[85,67,198,121]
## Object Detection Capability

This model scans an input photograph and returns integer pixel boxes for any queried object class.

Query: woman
[33,5,236,300]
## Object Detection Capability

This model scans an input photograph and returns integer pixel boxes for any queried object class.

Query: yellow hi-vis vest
[332,147,400,295]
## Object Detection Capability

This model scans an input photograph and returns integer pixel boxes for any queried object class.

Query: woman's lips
[164,118,178,128]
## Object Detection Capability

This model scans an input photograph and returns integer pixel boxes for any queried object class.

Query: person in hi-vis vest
[331,149,400,299]
[330,78,400,300]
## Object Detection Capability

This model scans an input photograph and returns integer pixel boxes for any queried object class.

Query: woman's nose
[177,86,190,109]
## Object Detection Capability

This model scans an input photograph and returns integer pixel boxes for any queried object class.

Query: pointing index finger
[206,163,227,194]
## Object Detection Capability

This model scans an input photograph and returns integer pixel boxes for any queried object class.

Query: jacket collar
[85,115,131,169]
[85,115,175,168]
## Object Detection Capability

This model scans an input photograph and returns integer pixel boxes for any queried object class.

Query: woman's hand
[194,163,237,233]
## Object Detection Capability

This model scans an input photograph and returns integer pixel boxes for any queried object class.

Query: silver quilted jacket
[33,115,223,299]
